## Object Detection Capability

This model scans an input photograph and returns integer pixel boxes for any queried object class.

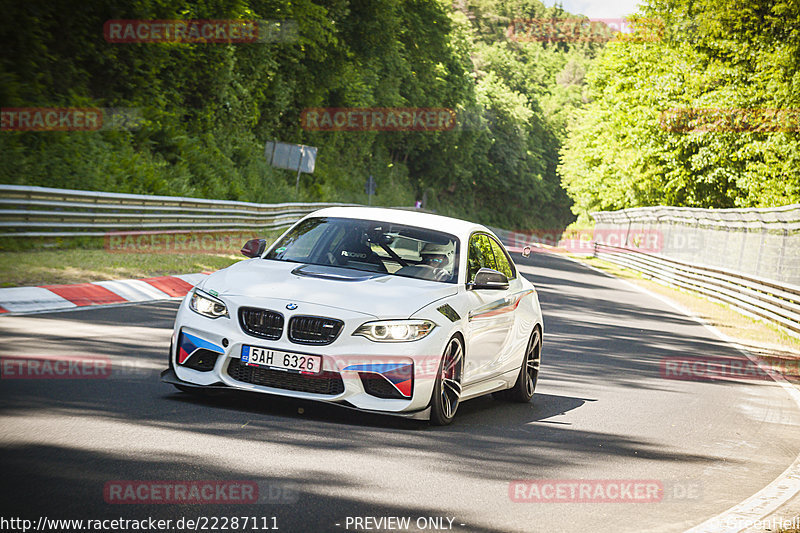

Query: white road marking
[93,279,171,302]
[0,286,76,313]
[556,254,800,533]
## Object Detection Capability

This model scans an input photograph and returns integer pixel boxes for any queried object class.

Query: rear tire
[430,335,464,426]
[494,327,541,403]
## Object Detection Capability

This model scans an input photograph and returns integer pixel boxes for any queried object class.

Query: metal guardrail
[4,184,798,337]
[594,242,800,337]
[0,185,356,237]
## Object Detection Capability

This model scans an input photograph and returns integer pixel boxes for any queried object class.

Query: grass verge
[0,230,284,287]
[0,250,244,287]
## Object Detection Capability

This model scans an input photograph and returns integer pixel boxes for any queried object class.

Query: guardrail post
[736,227,747,273]
[778,228,788,281]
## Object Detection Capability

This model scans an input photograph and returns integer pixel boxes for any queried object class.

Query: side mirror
[241,238,267,258]
[468,268,509,290]
[522,246,531,258]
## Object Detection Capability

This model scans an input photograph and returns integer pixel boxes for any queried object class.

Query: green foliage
[1,0,595,230]
[560,0,800,220]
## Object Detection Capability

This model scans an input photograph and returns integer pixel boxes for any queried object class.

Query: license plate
[241,346,322,374]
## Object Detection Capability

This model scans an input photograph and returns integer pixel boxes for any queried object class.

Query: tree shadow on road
[0,443,511,533]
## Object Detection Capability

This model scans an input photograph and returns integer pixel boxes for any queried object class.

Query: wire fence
[491,205,800,338]
[591,205,800,286]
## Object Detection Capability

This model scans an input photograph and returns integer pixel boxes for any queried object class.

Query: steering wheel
[432,268,450,282]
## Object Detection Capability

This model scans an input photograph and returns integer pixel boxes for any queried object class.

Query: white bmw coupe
[161,207,543,424]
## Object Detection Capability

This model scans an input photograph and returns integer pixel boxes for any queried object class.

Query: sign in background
[264,141,317,174]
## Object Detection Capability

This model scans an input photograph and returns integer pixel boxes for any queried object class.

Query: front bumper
[164,293,451,417]
[160,367,432,420]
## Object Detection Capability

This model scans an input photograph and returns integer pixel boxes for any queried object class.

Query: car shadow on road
[153,388,592,441]
[0,372,725,487]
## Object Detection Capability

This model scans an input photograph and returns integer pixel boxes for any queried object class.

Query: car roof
[304,207,489,240]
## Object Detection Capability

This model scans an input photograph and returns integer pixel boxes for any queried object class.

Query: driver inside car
[420,242,454,281]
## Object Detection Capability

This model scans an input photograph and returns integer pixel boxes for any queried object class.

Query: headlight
[189,289,229,319]
[353,320,435,342]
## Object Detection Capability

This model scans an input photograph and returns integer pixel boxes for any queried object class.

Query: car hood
[198,259,458,318]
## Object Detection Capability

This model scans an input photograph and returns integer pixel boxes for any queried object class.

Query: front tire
[430,335,464,426]
[495,327,541,403]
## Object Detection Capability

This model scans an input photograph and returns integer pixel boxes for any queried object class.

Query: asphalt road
[1,252,799,533]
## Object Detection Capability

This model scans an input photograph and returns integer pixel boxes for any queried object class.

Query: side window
[489,237,515,279]
[467,234,496,282]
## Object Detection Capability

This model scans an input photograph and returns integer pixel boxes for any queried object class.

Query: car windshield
[265,217,460,284]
